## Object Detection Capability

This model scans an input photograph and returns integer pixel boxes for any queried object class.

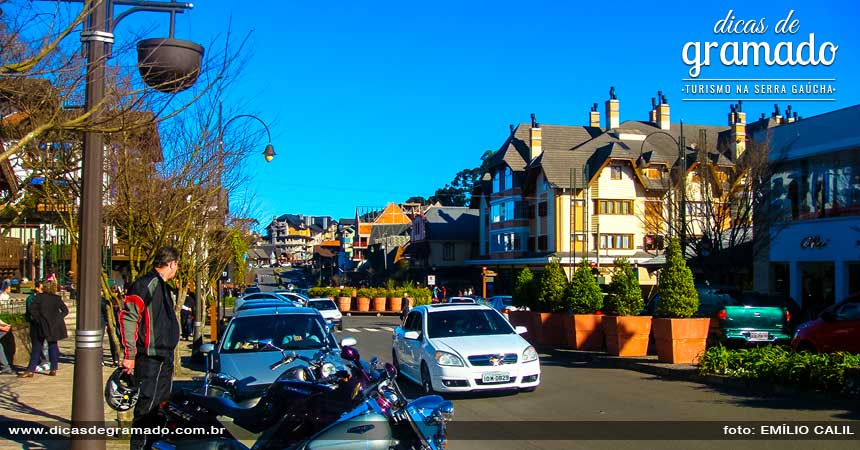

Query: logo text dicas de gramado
[681,10,837,98]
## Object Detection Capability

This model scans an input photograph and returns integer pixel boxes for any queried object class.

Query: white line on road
[345,328,361,332]
[381,326,394,331]
[363,328,379,332]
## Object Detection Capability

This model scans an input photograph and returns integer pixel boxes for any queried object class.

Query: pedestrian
[441,285,447,300]
[101,292,121,367]
[25,281,50,373]
[180,289,195,341]
[0,284,11,307]
[18,280,68,377]
[0,317,14,374]
[120,246,180,450]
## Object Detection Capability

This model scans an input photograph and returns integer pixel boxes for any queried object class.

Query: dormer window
[504,167,513,190]
[492,169,501,193]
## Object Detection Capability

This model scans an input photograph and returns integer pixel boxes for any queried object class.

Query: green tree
[538,259,568,312]
[512,267,538,310]
[565,260,603,314]
[656,238,699,318]
[605,258,644,316]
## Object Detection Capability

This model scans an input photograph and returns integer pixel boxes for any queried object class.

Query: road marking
[345,328,361,333]
[363,328,379,332]
[381,326,394,331]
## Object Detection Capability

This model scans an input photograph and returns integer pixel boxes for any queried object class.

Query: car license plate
[749,331,769,340]
[482,372,510,383]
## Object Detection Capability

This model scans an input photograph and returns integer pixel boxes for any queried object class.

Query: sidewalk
[0,303,206,450]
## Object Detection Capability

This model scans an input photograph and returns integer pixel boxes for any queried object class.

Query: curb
[541,347,851,402]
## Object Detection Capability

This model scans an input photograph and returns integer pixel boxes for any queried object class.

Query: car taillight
[785,309,791,323]
[502,308,510,314]
[717,309,727,321]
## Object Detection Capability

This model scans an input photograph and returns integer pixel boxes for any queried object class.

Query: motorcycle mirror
[384,362,397,378]
[340,346,361,363]
[340,337,357,347]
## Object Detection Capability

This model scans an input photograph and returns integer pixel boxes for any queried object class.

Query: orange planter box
[603,316,652,357]
[372,297,387,312]
[536,312,567,347]
[336,297,352,312]
[564,314,604,351]
[356,297,370,312]
[387,297,401,312]
[652,317,710,364]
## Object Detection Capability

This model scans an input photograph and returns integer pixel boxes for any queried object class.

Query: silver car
[202,306,355,404]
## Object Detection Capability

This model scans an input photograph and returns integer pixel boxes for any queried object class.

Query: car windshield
[427,309,514,338]
[496,296,513,306]
[222,314,330,353]
[448,298,474,304]
[309,300,337,311]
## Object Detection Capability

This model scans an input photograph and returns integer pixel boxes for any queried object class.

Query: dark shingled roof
[369,224,410,244]
[423,207,479,241]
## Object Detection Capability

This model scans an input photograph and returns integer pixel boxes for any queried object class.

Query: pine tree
[564,260,603,314]
[656,238,699,318]
[605,258,644,316]
[512,267,538,310]
[538,259,569,312]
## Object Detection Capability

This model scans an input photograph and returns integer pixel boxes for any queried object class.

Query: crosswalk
[336,326,394,333]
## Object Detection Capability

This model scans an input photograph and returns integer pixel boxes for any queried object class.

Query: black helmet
[105,368,139,411]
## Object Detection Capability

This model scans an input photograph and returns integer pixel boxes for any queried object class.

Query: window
[514,201,529,220]
[443,243,455,261]
[538,201,548,217]
[610,166,623,180]
[504,167,513,190]
[686,202,705,217]
[595,200,633,215]
[490,230,528,253]
[537,235,548,251]
[646,168,661,179]
[491,204,502,223]
[492,170,501,193]
[596,234,634,250]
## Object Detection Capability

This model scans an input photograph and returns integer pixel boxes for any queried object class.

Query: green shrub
[308,287,328,298]
[656,238,698,318]
[604,258,643,316]
[222,297,236,309]
[512,268,538,310]
[0,313,28,325]
[698,345,860,393]
[411,287,433,306]
[356,288,374,299]
[537,259,569,312]
[338,287,354,297]
[565,260,603,314]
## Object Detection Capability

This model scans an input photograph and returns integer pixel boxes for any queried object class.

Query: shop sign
[799,235,828,249]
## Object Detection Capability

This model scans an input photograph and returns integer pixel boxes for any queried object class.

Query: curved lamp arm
[638,130,680,170]
[219,108,276,162]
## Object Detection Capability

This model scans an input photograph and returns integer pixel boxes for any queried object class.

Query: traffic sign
[427,275,436,286]
[484,270,497,277]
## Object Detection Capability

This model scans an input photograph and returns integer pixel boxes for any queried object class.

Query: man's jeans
[0,330,12,371]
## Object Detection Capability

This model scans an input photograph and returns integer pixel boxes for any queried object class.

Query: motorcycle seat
[184,392,267,420]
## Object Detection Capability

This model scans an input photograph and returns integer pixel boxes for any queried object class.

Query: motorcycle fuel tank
[303,411,392,450]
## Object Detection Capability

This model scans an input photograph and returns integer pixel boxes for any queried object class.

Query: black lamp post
[639,121,688,253]
[65,1,202,448]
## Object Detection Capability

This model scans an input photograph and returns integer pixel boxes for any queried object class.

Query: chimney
[529,113,542,160]
[649,97,657,124]
[589,103,600,128]
[772,103,783,124]
[605,86,619,129]
[729,101,746,160]
[785,105,795,123]
[656,92,670,130]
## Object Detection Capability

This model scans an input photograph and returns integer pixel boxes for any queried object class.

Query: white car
[306,298,343,331]
[392,304,540,394]
[274,290,309,306]
[234,292,300,311]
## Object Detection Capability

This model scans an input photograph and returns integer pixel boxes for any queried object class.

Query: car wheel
[420,362,435,395]
[391,350,402,377]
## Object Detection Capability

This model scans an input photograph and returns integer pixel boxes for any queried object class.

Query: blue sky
[19,0,860,229]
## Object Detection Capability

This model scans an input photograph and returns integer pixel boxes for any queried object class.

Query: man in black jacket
[120,246,180,450]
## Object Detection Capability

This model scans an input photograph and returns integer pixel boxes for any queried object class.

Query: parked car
[243,285,262,295]
[306,298,344,331]
[200,306,355,405]
[393,304,540,394]
[467,295,488,305]
[643,285,792,347]
[792,294,860,353]
[274,290,309,306]
[445,297,476,304]
[236,299,294,312]
[234,292,301,311]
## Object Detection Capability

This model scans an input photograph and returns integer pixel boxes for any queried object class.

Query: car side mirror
[820,310,836,322]
[200,343,215,354]
[340,337,357,347]
[514,326,528,335]
[404,331,420,340]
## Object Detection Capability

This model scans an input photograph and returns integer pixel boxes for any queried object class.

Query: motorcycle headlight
[522,346,538,363]
[434,351,464,367]
[321,362,337,378]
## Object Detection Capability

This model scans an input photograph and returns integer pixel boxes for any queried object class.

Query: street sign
[486,276,494,282]
[427,275,436,286]
[485,270,497,277]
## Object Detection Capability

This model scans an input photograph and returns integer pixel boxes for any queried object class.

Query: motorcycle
[152,341,452,450]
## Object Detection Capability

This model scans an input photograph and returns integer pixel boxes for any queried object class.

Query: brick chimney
[649,97,657,124]
[605,86,619,130]
[589,103,600,128]
[656,91,670,130]
[729,101,746,160]
[529,113,542,160]
[785,105,796,123]
[772,103,783,124]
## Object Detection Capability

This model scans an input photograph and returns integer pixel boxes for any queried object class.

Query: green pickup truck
[644,286,792,347]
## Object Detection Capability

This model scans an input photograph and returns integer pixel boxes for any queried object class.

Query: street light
[639,121,688,252]
[63,1,202,449]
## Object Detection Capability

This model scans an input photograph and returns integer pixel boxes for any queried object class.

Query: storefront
[767,216,860,320]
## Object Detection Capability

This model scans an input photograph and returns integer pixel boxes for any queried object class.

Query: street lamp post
[64,1,201,448]
[639,122,688,252]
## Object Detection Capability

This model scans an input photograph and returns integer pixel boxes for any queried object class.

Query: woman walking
[18,281,68,377]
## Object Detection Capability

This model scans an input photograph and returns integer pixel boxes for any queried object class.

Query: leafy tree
[656,238,699,318]
[512,267,538,310]
[565,260,603,314]
[407,150,494,206]
[605,258,644,316]
[537,259,568,312]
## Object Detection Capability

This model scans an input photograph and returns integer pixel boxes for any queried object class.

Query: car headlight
[321,362,337,378]
[522,346,538,363]
[434,351,464,367]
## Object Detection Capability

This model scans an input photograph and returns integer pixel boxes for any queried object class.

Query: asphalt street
[336,315,860,450]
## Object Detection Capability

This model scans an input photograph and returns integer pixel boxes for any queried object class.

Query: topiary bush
[512,267,538,310]
[604,258,643,316]
[565,260,603,314]
[356,288,374,299]
[656,237,699,318]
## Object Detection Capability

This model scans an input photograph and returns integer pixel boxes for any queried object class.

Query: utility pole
[679,120,687,254]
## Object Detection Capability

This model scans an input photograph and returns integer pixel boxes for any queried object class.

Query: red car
[791,295,860,353]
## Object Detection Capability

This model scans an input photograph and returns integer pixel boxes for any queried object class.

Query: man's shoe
[17,371,34,378]
[0,369,13,375]
[48,370,57,376]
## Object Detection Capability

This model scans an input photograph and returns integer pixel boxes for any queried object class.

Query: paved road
[336,315,859,450]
